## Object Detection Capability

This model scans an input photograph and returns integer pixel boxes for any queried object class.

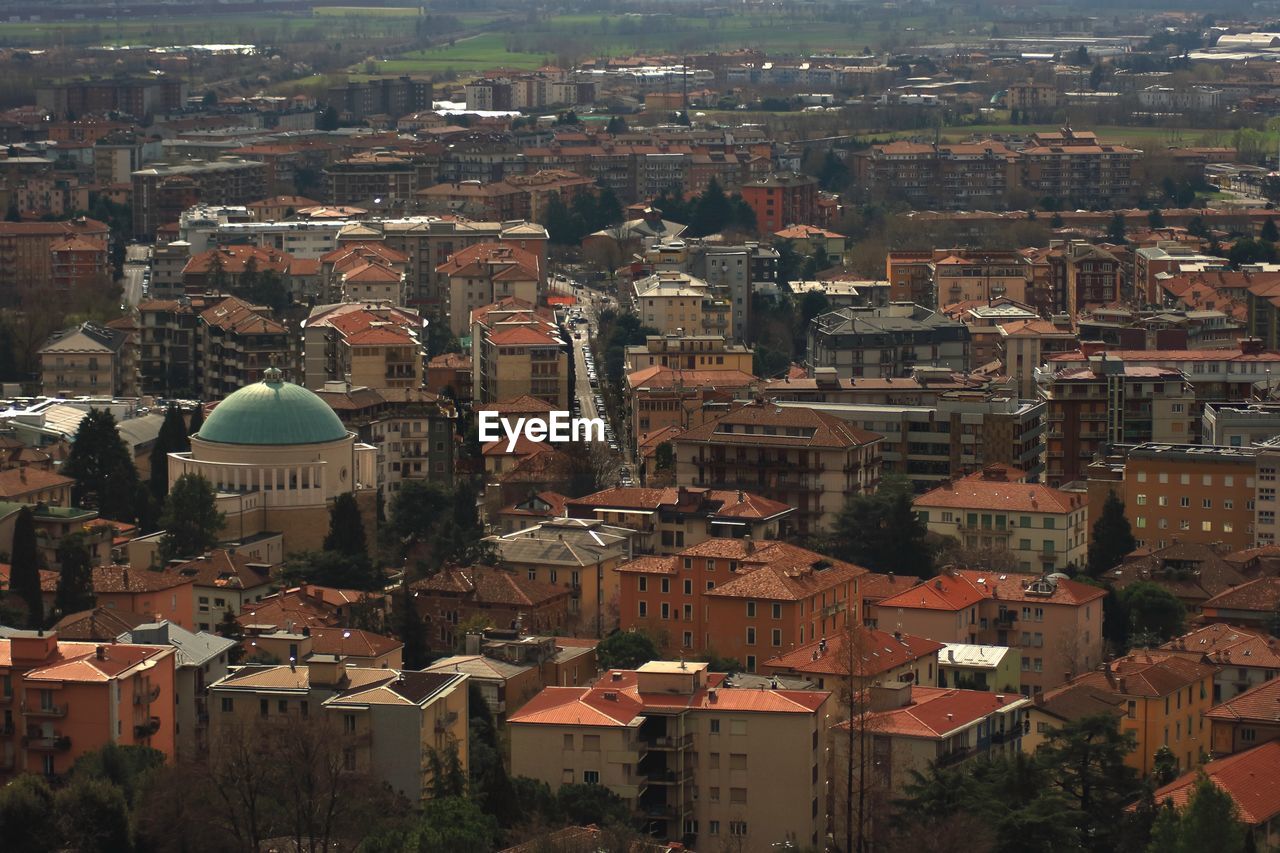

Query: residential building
[313,383,457,493]
[318,241,409,305]
[627,366,758,441]
[1049,240,1123,314]
[207,657,469,802]
[491,517,638,638]
[470,298,570,408]
[874,569,1106,695]
[760,627,944,715]
[617,538,866,671]
[936,643,1021,693]
[740,172,820,234]
[672,400,883,533]
[508,660,833,852]
[236,585,388,633]
[423,653,542,718]
[0,467,73,507]
[831,683,1029,806]
[0,630,177,779]
[118,621,236,762]
[495,491,570,535]
[1201,578,1280,631]
[131,159,269,237]
[0,218,110,307]
[633,272,729,339]
[410,564,574,650]
[39,322,137,398]
[1023,680,1126,753]
[1107,541,1261,618]
[1038,357,1195,486]
[243,627,403,669]
[1056,652,1214,775]
[439,242,542,337]
[929,251,1031,307]
[806,303,971,379]
[1135,242,1230,305]
[1204,678,1280,757]
[914,465,1088,572]
[417,171,595,223]
[1202,402,1280,447]
[998,318,1080,399]
[564,485,794,554]
[1017,128,1141,209]
[1149,742,1280,850]
[168,550,275,633]
[1120,444,1258,552]
[688,243,780,340]
[1256,438,1280,546]
[36,76,187,119]
[1160,623,1280,703]
[854,140,1017,210]
[50,236,110,297]
[302,302,426,392]
[782,393,1047,490]
[624,334,754,374]
[326,75,432,120]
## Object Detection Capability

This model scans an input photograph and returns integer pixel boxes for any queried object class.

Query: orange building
[0,630,176,779]
[1120,444,1259,552]
[616,538,866,673]
[39,566,197,630]
[740,172,818,234]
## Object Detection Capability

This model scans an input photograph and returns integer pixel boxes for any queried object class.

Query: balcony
[642,733,693,751]
[21,701,66,718]
[645,767,694,785]
[24,735,71,751]
[134,717,161,738]
[994,613,1017,629]
[134,685,161,706]
[989,729,1018,745]
[936,746,973,767]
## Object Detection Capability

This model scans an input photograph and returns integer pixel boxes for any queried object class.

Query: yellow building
[624,334,754,374]
[508,661,833,853]
[470,298,570,408]
[439,242,542,337]
[937,643,1021,694]
[39,321,136,397]
[207,656,469,802]
[634,272,720,337]
[1043,653,1215,776]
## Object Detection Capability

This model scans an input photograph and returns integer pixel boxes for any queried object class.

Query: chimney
[95,645,106,660]
[123,568,129,588]
[869,681,912,711]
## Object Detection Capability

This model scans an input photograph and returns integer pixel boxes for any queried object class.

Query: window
[639,577,647,592]
[746,601,756,618]
[278,700,288,713]
[1136,494,1147,506]
[772,603,782,619]
[661,578,670,594]
[638,601,647,617]
[583,770,600,784]
[772,629,782,646]
[1127,700,1136,719]
[730,788,747,804]
[746,627,756,645]
[221,697,233,712]
[344,748,356,771]
[730,821,748,837]
[1203,499,1212,509]
[709,752,720,769]
[710,719,721,734]
[260,699,269,717]
[709,820,720,836]
[344,714,356,733]
[730,753,747,770]
[563,734,574,750]
[684,579,692,595]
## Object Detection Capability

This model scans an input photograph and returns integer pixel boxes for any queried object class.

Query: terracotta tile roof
[860,572,924,602]
[308,627,402,658]
[1150,741,1280,826]
[877,570,1104,611]
[508,668,827,727]
[51,606,150,641]
[1204,675,1280,724]
[626,366,758,390]
[0,467,73,497]
[23,642,172,683]
[487,325,559,346]
[1111,541,1248,603]
[1202,577,1280,614]
[1161,623,1280,670]
[566,486,791,521]
[499,490,570,518]
[1032,681,1127,724]
[1071,652,1214,698]
[172,549,272,591]
[675,400,882,450]
[410,565,569,607]
[57,566,196,595]
[436,241,540,279]
[482,435,553,457]
[475,394,556,414]
[836,686,1030,738]
[344,325,415,346]
[215,663,391,694]
[762,627,945,678]
[914,467,1082,514]
[199,296,286,335]
[876,572,988,612]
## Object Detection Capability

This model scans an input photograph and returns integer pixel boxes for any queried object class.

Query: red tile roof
[1203,577,1280,614]
[762,627,944,678]
[876,570,1104,612]
[410,565,569,607]
[675,400,881,450]
[1070,652,1214,698]
[1204,675,1280,724]
[1150,741,1280,826]
[1161,624,1280,670]
[914,467,1082,514]
[837,686,1029,738]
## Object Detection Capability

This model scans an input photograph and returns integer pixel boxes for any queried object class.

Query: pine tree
[595,186,623,228]
[64,409,141,519]
[9,506,43,628]
[158,474,225,564]
[186,405,204,436]
[1106,213,1127,244]
[322,492,368,558]
[1087,491,1136,577]
[1262,217,1279,243]
[54,533,95,617]
[1149,207,1165,229]
[1174,773,1246,853]
[398,584,430,669]
[689,178,733,237]
[149,405,190,501]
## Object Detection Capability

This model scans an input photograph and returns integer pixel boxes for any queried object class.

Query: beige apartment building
[207,657,469,802]
[874,569,1105,695]
[624,334,754,373]
[672,400,883,533]
[914,465,1088,573]
[439,242,541,337]
[508,661,832,852]
[39,321,136,397]
[633,272,730,338]
[302,302,426,392]
[470,298,569,408]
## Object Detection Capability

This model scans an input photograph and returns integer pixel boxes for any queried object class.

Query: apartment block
[0,631,177,780]
[625,334,754,374]
[1038,356,1194,486]
[324,152,419,206]
[1121,444,1258,552]
[1017,128,1141,209]
[672,400,883,533]
[326,75,432,121]
[1159,623,1280,704]
[633,272,730,339]
[627,366,758,441]
[998,318,1080,399]
[39,321,137,398]
[302,302,426,391]
[740,172,819,234]
[410,565,573,649]
[617,538,865,671]
[470,298,569,408]
[207,657,469,802]
[131,159,269,237]
[854,140,1017,209]
[914,465,1087,572]
[509,661,832,852]
[1202,402,1280,447]
[806,303,971,380]
[874,570,1105,695]
[440,242,542,337]
[0,218,110,307]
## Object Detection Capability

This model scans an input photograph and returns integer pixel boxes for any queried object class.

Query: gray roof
[424,654,533,681]
[493,518,635,566]
[119,621,237,669]
[40,322,129,355]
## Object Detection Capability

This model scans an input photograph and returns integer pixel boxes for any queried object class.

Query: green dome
[197,370,349,446]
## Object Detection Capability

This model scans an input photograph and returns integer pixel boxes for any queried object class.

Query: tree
[1119,581,1186,648]
[323,492,368,558]
[0,773,58,853]
[689,178,733,237]
[64,408,141,520]
[216,609,246,664]
[653,441,674,472]
[69,743,166,807]
[1086,492,1135,577]
[1230,237,1279,267]
[596,630,658,670]
[54,532,95,617]
[1106,213,1127,244]
[1152,745,1179,786]
[55,777,132,853]
[283,550,380,591]
[1149,772,1247,853]
[829,475,934,576]
[1037,713,1141,853]
[426,740,468,799]
[318,106,339,131]
[149,404,190,500]
[595,186,623,228]
[398,584,430,670]
[394,795,499,853]
[605,115,628,135]
[157,474,225,564]
[1263,217,1280,243]
[1089,62,1105,90]
[1074,45,1090,66]
[556,783,633,828]
[1148,207,1165,229]
[9,505,43,628]
[187,405,204,436]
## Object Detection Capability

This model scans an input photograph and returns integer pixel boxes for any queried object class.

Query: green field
[373,33,551,73]
[0,13,410,46]
[312,6,423,17]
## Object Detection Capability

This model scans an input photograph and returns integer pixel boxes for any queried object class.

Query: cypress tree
[9,506,43,628]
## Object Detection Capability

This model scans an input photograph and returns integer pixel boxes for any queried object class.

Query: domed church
[167,367,378,555]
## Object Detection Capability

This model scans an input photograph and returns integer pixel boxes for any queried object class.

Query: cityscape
[2,0,1280,851]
